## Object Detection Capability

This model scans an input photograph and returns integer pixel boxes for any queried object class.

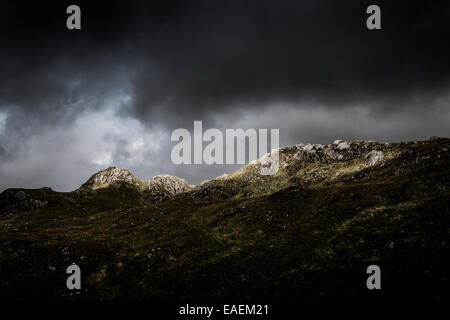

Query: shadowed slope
[0,137,449,300]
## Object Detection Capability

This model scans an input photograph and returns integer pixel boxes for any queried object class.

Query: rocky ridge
[2,137,449,209]
[187,137,449,200]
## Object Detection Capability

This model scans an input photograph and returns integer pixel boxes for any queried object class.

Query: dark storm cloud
[2,0,450,125]
[0,0,136,124]
[127,0,450,126]
[1,0,450,190]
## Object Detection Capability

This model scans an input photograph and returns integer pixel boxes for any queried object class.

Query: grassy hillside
[0,138,449,300]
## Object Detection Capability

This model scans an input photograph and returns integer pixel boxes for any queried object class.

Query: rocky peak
[289,140,386,166]
[80,167,142,190]
[148,174,193,197]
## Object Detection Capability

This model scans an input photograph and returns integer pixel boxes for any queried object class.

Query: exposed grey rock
[148,174,193,196]
[80,167,142,190]
[294,144,327,163]
[289,140,393,167]
[365,150,385,166]
[258,148,280,175]
[294,142,354,163]
[336,141,351,150]
[323,145,344,160]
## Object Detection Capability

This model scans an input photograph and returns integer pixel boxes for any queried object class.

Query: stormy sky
[1,0,450,191]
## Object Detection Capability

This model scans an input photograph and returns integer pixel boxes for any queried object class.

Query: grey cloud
[128,0,450,128]
[1,0,450,190]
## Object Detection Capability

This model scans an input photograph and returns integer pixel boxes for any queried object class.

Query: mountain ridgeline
[0,137,449,300]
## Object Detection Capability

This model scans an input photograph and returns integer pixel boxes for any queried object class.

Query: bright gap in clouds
[0,111,7,136]
[2,92,450,191]
[0,96,169,192]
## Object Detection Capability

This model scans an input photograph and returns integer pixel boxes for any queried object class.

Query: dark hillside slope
[0,138,449,300]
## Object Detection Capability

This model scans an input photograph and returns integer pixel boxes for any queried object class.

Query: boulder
[365,150,385,166]
[80,167,142,190]
[148,174,193,196]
